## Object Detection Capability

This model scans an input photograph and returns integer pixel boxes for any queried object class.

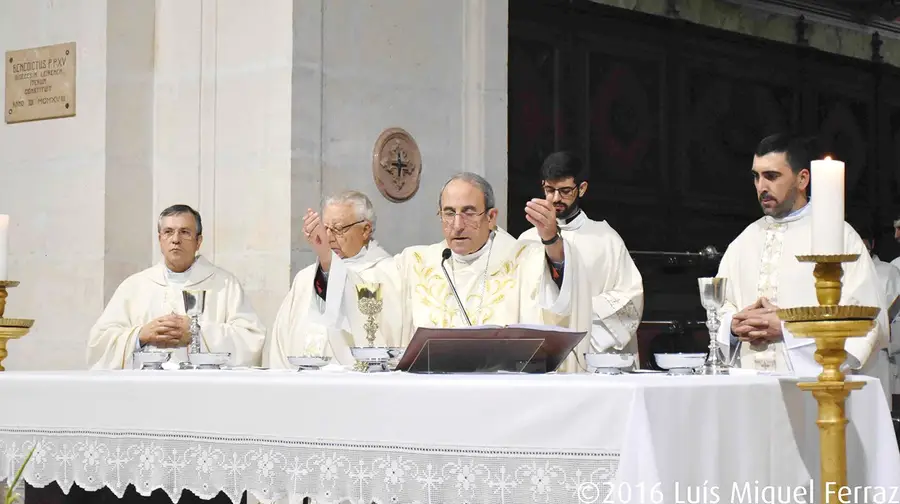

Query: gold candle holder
[777,254,878,503]
[0,281,34,371]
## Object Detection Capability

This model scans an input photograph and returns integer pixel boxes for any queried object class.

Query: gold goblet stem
[364,315,377,347]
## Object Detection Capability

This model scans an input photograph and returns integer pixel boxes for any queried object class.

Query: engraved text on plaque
[5,42,76,124]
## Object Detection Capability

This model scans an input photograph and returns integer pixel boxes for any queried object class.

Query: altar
[0,370,897,504]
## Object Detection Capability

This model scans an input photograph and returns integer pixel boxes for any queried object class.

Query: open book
[394,324,587,374]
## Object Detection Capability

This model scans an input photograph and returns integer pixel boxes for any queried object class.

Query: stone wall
[0,0,150,369]
[0,0,508,370]
[290,0,508,273]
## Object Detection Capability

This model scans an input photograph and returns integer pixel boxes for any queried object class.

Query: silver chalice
[698,277,730,375]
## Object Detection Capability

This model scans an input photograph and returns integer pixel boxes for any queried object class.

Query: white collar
[452,232,495,264]
[342,240,391,265]
[764,201,810,226]
[165,261,194,282]
[149,255,216,287]
[343,244,369,264]
[558,209,587,231]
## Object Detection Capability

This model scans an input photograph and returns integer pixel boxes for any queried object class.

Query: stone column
[154,0,295,325]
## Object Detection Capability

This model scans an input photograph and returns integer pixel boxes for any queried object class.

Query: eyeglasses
[542,185,578,197]
[324,220,365,237]
[438,209,488,225]
[160,228,197,241]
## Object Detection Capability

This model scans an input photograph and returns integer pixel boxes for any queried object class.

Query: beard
[554,196,581,220]
[759,187,799,218]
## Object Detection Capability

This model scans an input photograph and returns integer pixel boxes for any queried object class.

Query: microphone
[441,248,472,326]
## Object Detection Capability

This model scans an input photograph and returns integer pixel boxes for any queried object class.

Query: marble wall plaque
[5,42,76,124]
[372,127,422,202]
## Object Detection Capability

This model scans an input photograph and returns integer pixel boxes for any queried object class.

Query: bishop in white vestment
[264,191,395,368]
[302,173,593,372]
[519,151,644,355]
[87,205,266,370]
[715,135,888,400]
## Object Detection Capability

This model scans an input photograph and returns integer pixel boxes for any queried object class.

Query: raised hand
[303,208,332,270]
[525,198,563,263]
[525,198,559,242]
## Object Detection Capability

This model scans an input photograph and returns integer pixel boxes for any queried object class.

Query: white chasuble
[86,256,267,370]
[323,228,593,372]
[715,205,889,388]
[520,211,644,354]
[264,241,393,369]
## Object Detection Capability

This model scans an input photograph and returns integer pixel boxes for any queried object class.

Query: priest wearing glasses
[265,191,396,368]
[300,173,593,371]
[519,151,644,358]
[87,204,266,370]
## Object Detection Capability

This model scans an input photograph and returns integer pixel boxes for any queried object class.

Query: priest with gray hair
[301,173,594,372]
[88,204,266,369]
[265,190,397,368]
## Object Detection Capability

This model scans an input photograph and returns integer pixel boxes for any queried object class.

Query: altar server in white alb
[265,191,395,368]
[519,151,644,355]
[301,173,593,371]
[87,205,266,369]
[857,225,900,403]
[715,134,888,390]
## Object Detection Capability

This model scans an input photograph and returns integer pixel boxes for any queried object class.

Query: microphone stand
[441,248,472,326]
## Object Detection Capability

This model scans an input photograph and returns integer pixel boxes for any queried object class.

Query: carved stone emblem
[372,127,422,202]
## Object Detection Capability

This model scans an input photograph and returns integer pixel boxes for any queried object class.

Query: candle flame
[824,156,832,161]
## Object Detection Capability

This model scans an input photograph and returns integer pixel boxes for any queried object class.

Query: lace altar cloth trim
[0,428,619,504]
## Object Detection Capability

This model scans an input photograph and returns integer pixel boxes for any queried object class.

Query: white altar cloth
[0,370,896,504]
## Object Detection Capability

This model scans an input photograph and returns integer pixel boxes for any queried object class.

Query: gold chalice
[355,283,383,347]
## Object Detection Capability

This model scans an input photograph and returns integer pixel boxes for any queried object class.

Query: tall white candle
[810,157,845,255]
[0,215,8,280]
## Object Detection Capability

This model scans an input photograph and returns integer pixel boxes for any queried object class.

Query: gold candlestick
[0,281,34,371]
[777,254,877,503]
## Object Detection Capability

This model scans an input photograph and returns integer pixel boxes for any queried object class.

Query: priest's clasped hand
[731,297,783,345]
[138,314,191,348]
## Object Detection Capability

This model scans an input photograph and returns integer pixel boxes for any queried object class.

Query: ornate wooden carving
[872,32,884,63]
[666,0,680,18]
[796,15,810,46]
[510,0,900,355]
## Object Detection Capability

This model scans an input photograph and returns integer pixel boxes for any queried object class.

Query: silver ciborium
[355,283,383,347]
[182,290,208,354]
[698,277,730,375]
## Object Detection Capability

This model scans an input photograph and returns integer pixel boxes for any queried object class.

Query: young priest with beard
[714,133,888,402]
[519,151,644,356]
